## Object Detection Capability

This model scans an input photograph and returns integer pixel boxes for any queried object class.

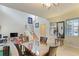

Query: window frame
[65,17,79,37]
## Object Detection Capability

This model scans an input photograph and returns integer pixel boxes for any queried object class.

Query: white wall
[0,5,36,37]
[0,5,50,39]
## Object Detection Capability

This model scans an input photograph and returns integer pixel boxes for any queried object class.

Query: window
[65,18,79,36]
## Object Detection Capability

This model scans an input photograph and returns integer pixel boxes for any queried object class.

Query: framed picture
[28,17,33,24]
[35,23,39,28]
[50,22,57,36]
[57,21,65,38]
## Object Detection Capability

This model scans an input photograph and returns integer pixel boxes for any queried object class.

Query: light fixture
[42,3,59,9]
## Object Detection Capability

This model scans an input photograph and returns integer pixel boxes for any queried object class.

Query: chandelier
[42,3,59,9]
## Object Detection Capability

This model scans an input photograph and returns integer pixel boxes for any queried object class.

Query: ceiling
[0,3,79,20]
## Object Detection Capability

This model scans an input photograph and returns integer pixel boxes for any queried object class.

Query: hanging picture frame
[28,17,33,24]
[50,22,57,36]
[57,21,65,38]
[35,23,39,28]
